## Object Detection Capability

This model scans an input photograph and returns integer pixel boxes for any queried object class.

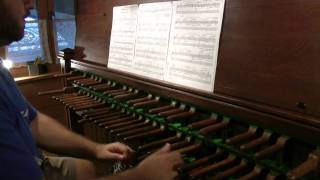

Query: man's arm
[30,112,132,160]
[30,112,183,180]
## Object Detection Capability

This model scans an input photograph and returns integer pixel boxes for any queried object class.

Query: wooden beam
[0,46,6,59]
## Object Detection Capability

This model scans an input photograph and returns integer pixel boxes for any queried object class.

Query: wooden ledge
[15,73,56,84]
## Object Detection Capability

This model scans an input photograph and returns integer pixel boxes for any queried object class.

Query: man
[0,0,183,179]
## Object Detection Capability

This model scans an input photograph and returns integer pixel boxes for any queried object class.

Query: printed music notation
[133,2,173,80]
[107,0,226,92]
[166,0,225,92]
[108,5,138,72]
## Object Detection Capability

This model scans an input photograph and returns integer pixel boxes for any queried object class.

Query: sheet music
[108,5,138,72]
[165,0,225,92]
[108,0,226,92]
[132,2,173,80]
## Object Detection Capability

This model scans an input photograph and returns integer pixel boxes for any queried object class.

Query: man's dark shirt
[0,60,43,179]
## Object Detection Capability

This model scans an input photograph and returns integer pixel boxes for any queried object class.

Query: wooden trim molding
[15,73,56,84]
[0,46,6,59]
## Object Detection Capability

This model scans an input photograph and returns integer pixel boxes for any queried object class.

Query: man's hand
[95,142,134,162]
[135,143,183,180]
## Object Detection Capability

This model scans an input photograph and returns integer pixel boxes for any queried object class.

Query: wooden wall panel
[76,14,109,64]
[10,64,62,78]
[75,0,320,118]
[17,76,67,127]
[75,0,112,64]
[215,0,320,116]
[77,0,109,15]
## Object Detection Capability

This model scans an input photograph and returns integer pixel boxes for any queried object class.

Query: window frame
[5,0,76,65]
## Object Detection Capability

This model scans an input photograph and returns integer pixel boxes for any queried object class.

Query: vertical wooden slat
[0,46,6,59]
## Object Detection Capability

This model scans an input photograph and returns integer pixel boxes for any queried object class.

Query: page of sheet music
[132,2,173,80]
[108,5,138,72]
[165,0,225,92]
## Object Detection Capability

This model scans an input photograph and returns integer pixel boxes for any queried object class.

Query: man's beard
[0,4,25,46]
[0,22,24,44]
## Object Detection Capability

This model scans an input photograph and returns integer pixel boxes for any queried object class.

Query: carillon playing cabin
[4,0,320,179]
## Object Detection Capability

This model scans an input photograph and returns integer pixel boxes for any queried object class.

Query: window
[7,10,44,63]
[6,0,76,64]
[54,0,76,51]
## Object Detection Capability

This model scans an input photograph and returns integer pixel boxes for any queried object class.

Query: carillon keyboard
[51,70,320,179]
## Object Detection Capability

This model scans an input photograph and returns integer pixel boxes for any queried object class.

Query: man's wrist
[91,142,101,159]
[93,167,146,180]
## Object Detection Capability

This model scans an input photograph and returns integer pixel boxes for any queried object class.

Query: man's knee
[43,156,96,180]
[73,159,96,180]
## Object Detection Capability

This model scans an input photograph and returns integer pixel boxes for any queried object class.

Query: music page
[165,0,225,92]
[108,5,138,72]
[132,2,173,80]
